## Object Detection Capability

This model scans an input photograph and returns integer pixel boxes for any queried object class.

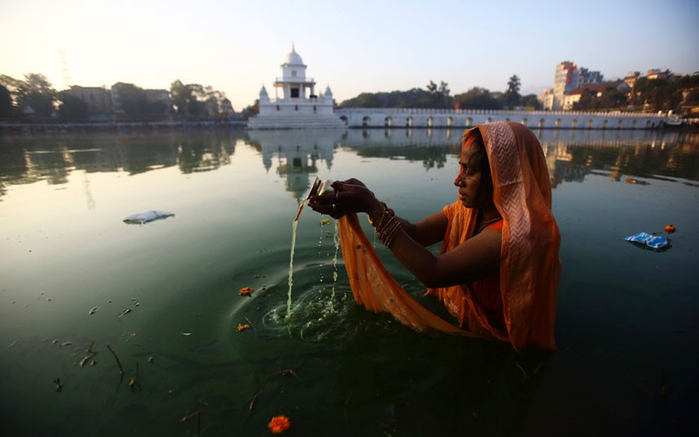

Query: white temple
[247,45,345,129]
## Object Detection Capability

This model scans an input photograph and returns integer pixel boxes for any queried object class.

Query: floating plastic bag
[624,232,669,250]
[123,210,174,225]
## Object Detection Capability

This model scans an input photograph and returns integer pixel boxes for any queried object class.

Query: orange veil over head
[337,121,561,350]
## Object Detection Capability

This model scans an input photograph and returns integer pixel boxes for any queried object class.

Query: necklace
[475,216,502,234]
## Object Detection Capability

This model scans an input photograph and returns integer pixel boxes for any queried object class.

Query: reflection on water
[2,129,698,203]
[1,128,698,436]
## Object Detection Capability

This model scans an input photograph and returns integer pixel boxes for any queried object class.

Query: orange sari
[338,122,561,350]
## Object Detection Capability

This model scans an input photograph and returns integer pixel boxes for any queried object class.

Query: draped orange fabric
[337,121,561,350]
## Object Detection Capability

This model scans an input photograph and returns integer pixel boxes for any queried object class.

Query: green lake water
[1,127,698,436]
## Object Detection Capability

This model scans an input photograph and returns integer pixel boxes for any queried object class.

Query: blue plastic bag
[624,232,669,250]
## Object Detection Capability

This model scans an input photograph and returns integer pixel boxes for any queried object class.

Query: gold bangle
[369,202,392,231]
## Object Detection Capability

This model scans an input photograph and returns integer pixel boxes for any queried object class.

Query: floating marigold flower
[268,415,291,434]
[239,287,253,296]
[236,323,250,332]
[664,224,676,233]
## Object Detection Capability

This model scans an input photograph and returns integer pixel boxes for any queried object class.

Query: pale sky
[1,0,698,110]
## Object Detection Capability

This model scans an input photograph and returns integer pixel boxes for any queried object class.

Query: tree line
[573,75,699,112]
[0,73,232,121]
[339,73,699,115]
[2,71,697,122]
[339,76,541,111]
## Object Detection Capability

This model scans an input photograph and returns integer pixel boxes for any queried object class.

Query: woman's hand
[308,178,381,219]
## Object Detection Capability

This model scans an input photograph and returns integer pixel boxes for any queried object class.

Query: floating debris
[626,177,649,185]
[181,410,202,437]
[147,356,154,364]
[268,415,291,434]
[119,309,132,317]
[53,378,62,392]
[78,341,97,368]
[129,377,142,392]
[89,306,100,315]
[181,332,192,336]
[279,369,300,380]
[624,232,670,250]
[123,210,174,225]
[247,390,262,417]
[239,287,254,296]
[664,224,676,234]
[236,324,250,332]
[106,345,124,375]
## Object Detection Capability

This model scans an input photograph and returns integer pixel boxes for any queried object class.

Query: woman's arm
[309,179,500,288]
[388,224,501,288]
[310,179,448,247]
[382,211,447,248]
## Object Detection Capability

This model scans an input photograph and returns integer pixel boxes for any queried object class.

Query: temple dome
[284,46,304,66]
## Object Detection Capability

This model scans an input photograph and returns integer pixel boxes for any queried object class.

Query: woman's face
[454,143,488,208]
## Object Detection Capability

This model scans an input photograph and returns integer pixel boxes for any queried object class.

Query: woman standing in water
[309,121,561,350]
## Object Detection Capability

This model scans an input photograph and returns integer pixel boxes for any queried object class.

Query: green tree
[504,75,521,109]
[573,85,629,111]
[599,87,629,109]
[113,83,168,116]
[170,80,227,116]
[340,83,452,109]
[0,84,12,118]
[57,91,89,120]
[632,77,684,112]
[453,87,501,110]
[438,80,451,108]
[573,89,599,110]
[1,73,57,117]
[520,93,541,110]
[113,83,149,115]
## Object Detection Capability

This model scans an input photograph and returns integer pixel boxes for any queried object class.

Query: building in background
[109,83,172,116]
[539,88,554,111]
[64,86,112,115]
[562,81,630,110]
[624,71,641,89]
[646,69,671,80]
[143,89,171,113]
[248,45,344,129]
[551,61,604,110]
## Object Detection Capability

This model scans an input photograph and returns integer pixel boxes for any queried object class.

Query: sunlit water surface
[1,128,698,436]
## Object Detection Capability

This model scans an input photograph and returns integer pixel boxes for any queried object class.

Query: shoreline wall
[335,108,671,130]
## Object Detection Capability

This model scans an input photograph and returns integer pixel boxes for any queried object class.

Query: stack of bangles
[371,202,401,249]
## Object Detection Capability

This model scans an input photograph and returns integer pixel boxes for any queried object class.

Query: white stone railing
[273,77,315,83]
[336,107,666,118]
[333,107,674,129]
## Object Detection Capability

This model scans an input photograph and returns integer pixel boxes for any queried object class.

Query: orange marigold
[236,323,250,332]
[239,287,253,296]
[268,415,291,434]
